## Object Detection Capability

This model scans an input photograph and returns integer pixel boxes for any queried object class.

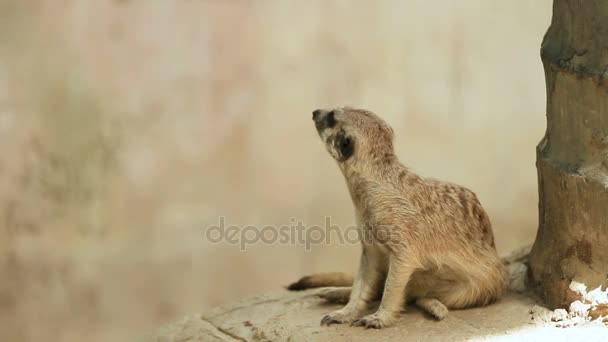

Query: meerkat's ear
[386,123,394,138]
[335,131,354,161]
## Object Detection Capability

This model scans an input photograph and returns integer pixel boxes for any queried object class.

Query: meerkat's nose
[312,109,322,121]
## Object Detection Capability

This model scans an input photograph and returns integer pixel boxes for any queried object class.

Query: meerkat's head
[311,107,395,166]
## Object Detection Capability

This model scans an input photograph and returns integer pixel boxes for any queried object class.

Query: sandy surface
[145,289,608,342]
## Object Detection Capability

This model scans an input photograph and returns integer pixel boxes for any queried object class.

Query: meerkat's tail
[286,272,353,291]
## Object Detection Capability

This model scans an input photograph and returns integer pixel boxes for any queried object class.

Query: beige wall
[0,1,551,341]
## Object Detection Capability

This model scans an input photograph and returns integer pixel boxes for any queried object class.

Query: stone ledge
[144,289,608,341]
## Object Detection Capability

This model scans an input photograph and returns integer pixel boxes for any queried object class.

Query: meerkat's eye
[326,111,336,128]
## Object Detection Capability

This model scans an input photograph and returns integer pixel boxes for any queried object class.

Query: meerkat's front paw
[320,308,361,326]
[352,312,397,329]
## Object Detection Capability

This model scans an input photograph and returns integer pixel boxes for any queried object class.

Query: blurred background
[0,1,552,341]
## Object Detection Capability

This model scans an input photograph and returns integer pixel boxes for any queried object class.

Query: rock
[530,305,553,322]
[506,263,528,293]
[569,300,592,318]
[144,290,608,341]
[551,309,568,322]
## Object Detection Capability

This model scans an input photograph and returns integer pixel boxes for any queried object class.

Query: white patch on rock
[569,280,588,297]
[551,309,568,322]
[535,280,608,328]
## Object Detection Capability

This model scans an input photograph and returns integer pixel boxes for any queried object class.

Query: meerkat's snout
[312,109,336,133]
[311,108,354,162]
[312,109,322,120]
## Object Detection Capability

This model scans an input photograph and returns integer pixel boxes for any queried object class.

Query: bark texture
[529,0,608,312]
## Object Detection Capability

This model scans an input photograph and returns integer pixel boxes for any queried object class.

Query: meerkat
[287,107,507,329]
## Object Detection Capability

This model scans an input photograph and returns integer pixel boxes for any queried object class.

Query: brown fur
[289,107,507,328]
[287,272,354,291]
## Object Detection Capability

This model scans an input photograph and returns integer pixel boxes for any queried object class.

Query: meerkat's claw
[320,309,359,326]
[352,313,393,329]
[320,314,340,326]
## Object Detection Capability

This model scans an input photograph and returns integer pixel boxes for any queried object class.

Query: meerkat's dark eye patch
[334,130,354,161]
[326,111,336,128]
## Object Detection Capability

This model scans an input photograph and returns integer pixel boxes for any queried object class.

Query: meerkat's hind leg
[415,298,448,320]
[317,287,351,304]
[434,254,507,309]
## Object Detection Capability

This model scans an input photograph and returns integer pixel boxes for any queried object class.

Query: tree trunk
[528,0,608,313]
